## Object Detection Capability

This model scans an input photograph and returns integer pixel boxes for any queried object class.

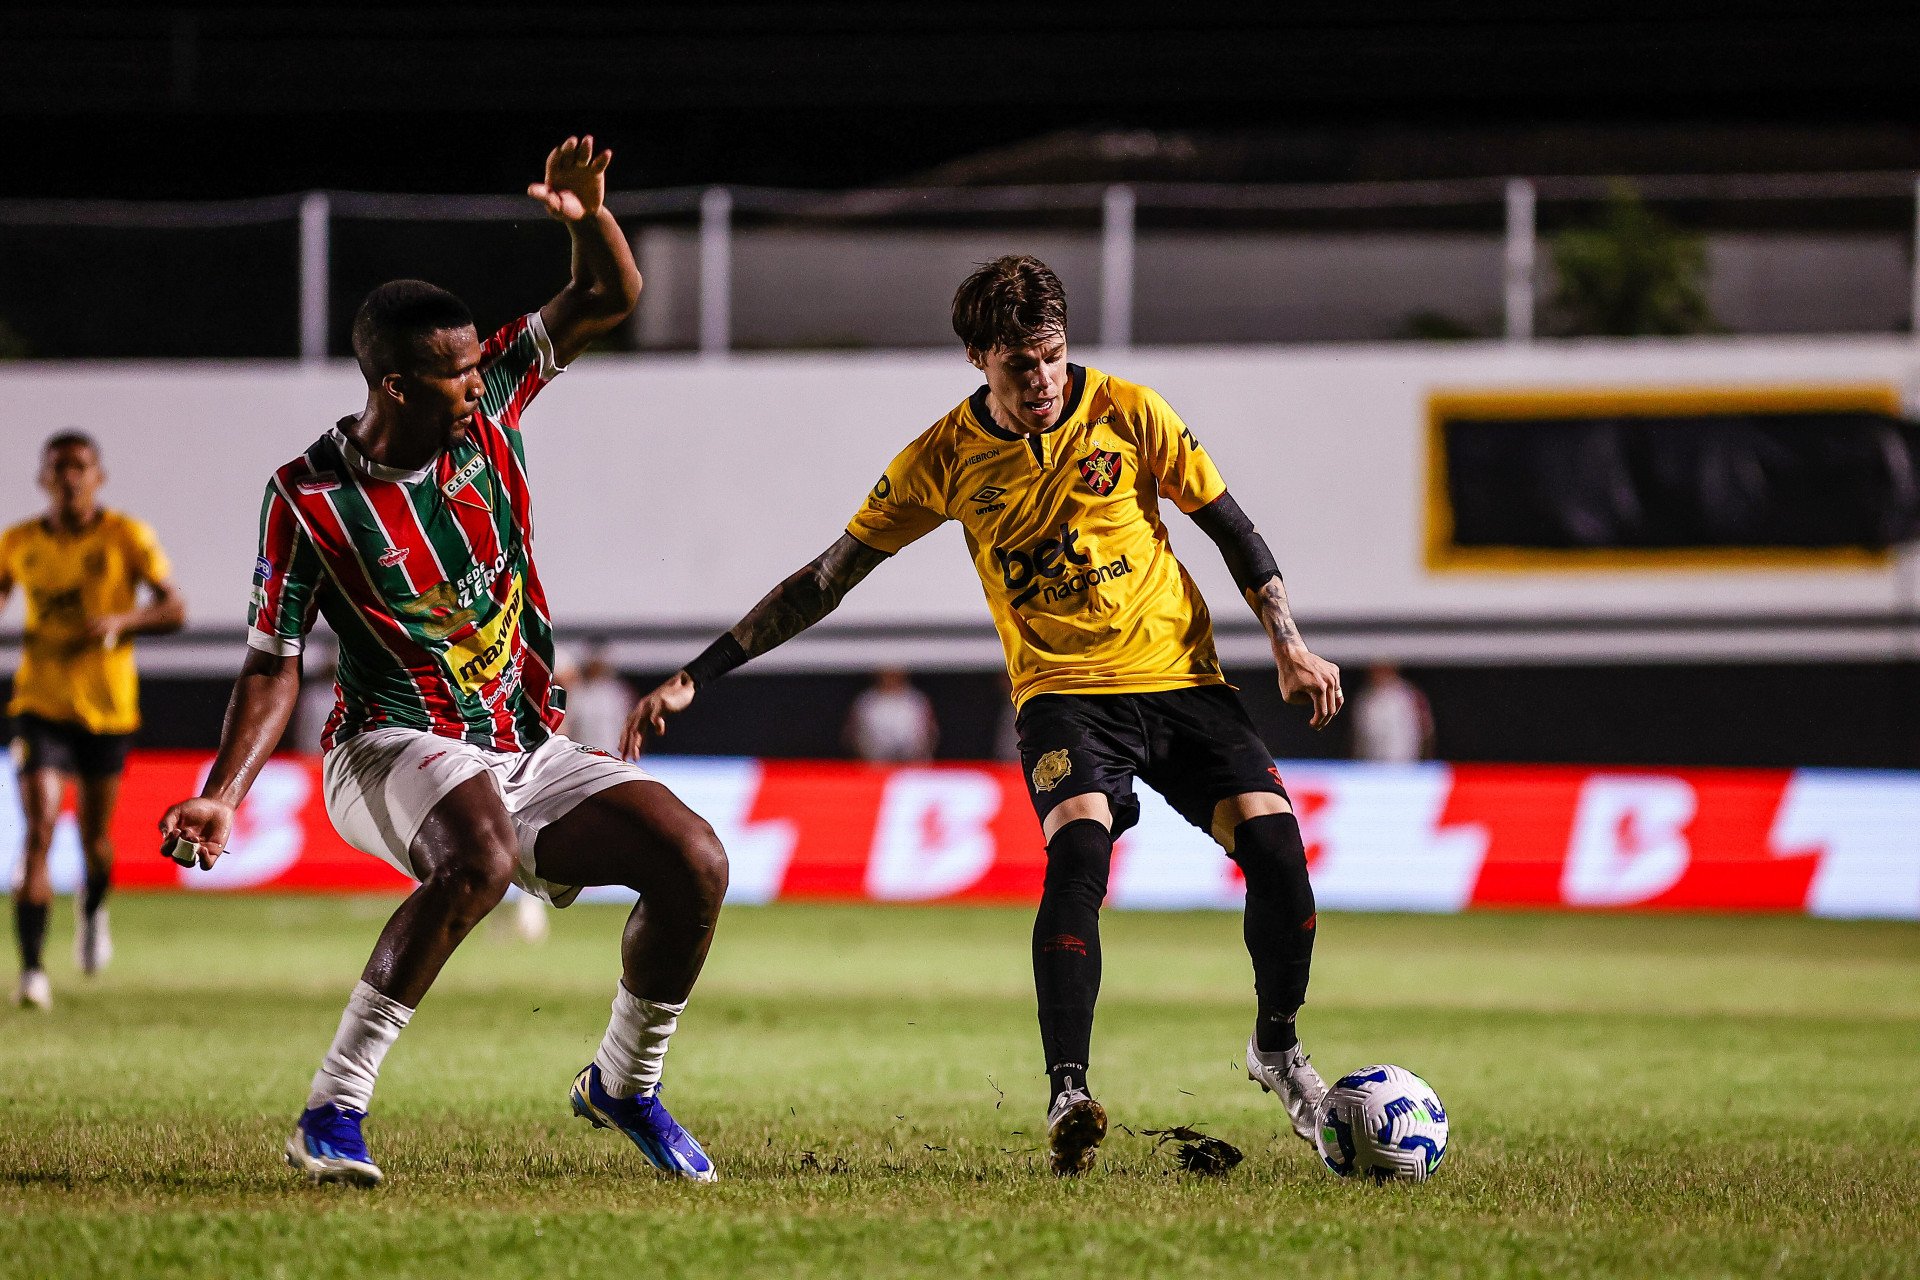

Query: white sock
[592,982,685,1099]
[305,980,413,1113]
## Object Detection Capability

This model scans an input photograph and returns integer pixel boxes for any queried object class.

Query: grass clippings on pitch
[2,898,1917,1279]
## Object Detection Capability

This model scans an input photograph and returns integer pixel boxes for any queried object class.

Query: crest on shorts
[1078,448,1121,496]
[1031,748,1072,793]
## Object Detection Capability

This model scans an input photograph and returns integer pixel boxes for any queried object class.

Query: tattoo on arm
[1248,576,1301,648]
[730,534,890,659]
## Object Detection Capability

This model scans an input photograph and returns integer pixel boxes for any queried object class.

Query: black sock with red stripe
[1034,818,1112,1104]
[15,897,49,972]
[1231,813,1316,1053]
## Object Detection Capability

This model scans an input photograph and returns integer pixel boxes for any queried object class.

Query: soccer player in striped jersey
[626,255,1342,1175]
[159,139,727,1186]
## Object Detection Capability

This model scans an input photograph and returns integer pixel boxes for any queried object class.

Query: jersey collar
[969,364,1087,442]
[331,421,437,485]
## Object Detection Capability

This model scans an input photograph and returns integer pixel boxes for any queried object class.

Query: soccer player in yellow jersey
[626,255,1345,1174]
[1,432,185,1008]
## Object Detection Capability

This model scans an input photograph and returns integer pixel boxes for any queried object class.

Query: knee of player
[429,843,518,907]
[677,820,730,909]
[1041,820,1113,903]
[1228,813,1311,897]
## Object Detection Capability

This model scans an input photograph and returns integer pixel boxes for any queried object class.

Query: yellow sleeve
[0,525,20,589]
[1141,388,1227,514]
[123,516,174,585]
[845,435,948,554]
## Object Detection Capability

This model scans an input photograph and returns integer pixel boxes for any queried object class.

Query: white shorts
[322,727,653,907]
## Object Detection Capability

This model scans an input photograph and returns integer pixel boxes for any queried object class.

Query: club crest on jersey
[1031,749,1072,793]
[378,546,411,568]
[295,470,341,495]
[1078,449,1122,496]
[442,455,487,499]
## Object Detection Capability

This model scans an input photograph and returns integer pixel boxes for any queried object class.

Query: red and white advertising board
[3,753,1917,918]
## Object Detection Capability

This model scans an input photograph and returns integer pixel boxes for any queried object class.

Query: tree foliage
[1549,183,1715,337]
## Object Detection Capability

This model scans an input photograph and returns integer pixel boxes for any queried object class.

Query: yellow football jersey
[847,364,1230,708]
[0,510,172,735]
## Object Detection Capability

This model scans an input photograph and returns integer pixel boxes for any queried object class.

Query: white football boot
[1246,1037,1327,1144]
[14,968,52,1010]
[76,905,112,976]
[1045,1087,1108,1176]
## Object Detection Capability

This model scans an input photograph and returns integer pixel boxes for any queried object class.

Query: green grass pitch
[3,896,1917,1279]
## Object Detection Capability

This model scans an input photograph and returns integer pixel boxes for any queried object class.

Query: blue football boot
[284,1102,383,1186]
[570,1063,716,1182]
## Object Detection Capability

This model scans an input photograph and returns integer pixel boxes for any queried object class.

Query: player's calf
[1230,811,1326,1143]
[290,981,412,1185]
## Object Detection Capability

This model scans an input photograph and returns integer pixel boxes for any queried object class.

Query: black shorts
[1014,684,1288,838]
[10,713,132,778]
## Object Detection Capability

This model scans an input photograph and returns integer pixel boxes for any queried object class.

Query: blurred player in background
[558,640,634,755]
[1,431,185,1009]
[287,636,338,755]
[159,138,728,1186]
[626,255,1342,1175]
[843,667,937,763]
[1351,662,1435,763]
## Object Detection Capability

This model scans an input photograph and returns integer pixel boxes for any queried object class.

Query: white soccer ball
[1314,1064,1449,1182]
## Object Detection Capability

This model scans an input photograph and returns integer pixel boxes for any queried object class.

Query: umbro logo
[418,751,447,770]
[970,486,1006,504]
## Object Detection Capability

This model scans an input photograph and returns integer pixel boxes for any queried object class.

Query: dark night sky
[8,4,1920,198]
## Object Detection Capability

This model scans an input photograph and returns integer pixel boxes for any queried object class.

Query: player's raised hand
[622,672,698,758]
[527,135,612,223]
[158,796,235,871]
[1276,644,1344,730]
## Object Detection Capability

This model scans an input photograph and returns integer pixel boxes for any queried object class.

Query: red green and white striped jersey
[248,312,567,752]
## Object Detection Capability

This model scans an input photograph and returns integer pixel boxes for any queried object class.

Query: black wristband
[682,633,748,690]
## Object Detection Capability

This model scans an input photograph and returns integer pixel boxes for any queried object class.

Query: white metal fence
[0,173,1916,359]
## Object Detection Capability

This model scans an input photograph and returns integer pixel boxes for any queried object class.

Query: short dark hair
[350,279,475,383]
[951,255,1067,353]
[43,429,99,461]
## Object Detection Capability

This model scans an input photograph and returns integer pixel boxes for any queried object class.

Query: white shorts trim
[321,728,653,906]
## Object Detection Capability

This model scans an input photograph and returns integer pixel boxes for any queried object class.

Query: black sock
[1034,818,1112,1104]
[15,897,49,972]
[84,865,112,918]
[1230,813,1316,1054]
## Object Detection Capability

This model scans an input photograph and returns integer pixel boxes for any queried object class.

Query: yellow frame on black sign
[1424,384,1903,573]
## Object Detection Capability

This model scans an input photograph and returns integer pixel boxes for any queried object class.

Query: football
[1315,1064,1449,1182]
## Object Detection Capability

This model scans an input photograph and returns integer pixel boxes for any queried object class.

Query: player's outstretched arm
[529,135,642,367]
[1189,491,1344,730]
[81,578,186,649]
[157,648,302,870]
[622,533,891,756]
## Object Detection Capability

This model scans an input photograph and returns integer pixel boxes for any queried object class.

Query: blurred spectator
[844,667,938,763]
[558,641,634,756]
[1351,663,1435,763]
[289,639,338,755]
